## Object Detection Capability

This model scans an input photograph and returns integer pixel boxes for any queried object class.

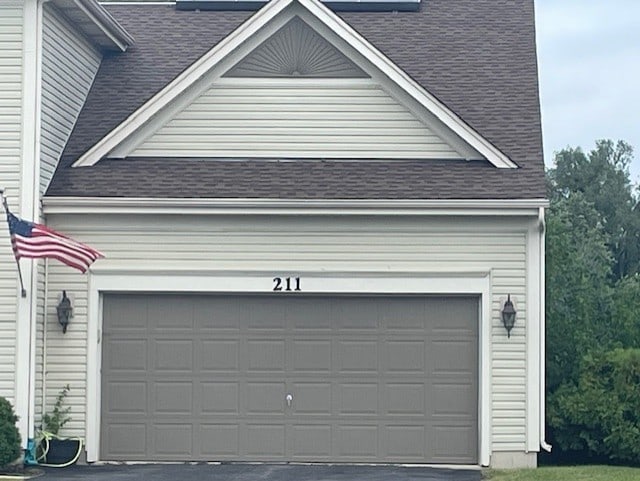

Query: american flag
[7,212,103,273]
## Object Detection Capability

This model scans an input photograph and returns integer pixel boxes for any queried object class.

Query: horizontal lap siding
[0,1,23,402]
[43,215,528,452]
[40,4,101,194]
[132,82,461,159]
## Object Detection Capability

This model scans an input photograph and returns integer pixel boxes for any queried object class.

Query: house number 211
[273,277,301,292]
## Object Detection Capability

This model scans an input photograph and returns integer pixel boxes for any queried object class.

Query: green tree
[545,193,613,391]
[547,140,640,279]
[545,140,640,460]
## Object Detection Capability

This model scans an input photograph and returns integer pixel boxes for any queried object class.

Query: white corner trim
[16,0,43,448]
[85,270,492,465]
[42,197,549,216]
[72,0,516,169]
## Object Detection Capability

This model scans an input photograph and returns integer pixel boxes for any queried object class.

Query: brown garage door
[101,294,478,463]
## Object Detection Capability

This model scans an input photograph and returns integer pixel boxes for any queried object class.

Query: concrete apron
[40,463,482,481]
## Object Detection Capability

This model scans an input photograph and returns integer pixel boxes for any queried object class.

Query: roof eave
[52,0,135,52]
[42,196,550,216]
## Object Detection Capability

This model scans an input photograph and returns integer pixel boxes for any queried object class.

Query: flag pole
[0,189,27,298]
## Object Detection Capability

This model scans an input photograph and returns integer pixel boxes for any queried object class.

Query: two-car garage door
[101,294,478,463]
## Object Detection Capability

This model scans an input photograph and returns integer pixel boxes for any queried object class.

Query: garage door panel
[153,382,193,414]
[148,300,193,331]
[103,423,147,457]
[337,425,379,458]
[154,340,193,372]
[101,294,478,462]
[287,297,333,330]
[338,383,378,415]
[386,340,426,373]
[430,425,477,463]
[290,424,332,458]
[380,298,427,331]
[291,339,332,372]
[432,383,476,418]
[431,340,477,373]
[152,424,193,456]
[201,382,239,414]
[103,296,148,329]
[199,424,239,456]
[337,340,378,372]
[193,297,242,330]
[200,340,239,371]
[105,381,147,414]
[246,298,287,330]
[246,339,285,371]
[290,382,332,415]
[246,382,286,414]
[385,425,426,458]
[245,424,286,457]
[333,299,379,330]
[105,339,147,371]
[385,382,425,416]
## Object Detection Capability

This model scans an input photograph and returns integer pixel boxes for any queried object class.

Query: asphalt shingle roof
[46,0,546,200]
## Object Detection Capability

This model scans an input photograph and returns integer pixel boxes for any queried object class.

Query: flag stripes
[7,212,103,273]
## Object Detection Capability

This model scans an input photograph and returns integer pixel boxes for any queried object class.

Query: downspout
[35,0,51,438]
[539,207,552,452]
[41,258,49,430]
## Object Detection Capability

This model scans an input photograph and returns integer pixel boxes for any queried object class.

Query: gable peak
[225,17,368,78]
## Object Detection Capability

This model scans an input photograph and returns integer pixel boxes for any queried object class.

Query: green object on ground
[484,466,640,481]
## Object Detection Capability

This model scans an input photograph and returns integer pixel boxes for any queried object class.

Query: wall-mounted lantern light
[501,294,516,338]
[56,290,73,334]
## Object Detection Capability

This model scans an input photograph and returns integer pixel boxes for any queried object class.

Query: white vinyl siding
[40,4,101,194]
[131,80,462,159]
[0,1,23,403]
[42,214,529,453]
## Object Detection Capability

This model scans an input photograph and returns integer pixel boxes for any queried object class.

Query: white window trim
[85,270,493,465]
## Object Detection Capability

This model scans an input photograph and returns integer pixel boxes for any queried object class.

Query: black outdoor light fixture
[501,294,516,338]
[56,290,73,334]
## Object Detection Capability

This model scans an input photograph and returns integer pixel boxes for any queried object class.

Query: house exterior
[0,0,548,468]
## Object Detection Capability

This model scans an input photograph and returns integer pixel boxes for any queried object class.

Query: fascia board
[73,0,517,169]
[42,197,549,215]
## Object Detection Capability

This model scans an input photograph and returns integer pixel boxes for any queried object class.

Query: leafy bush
[549,348,640,463]
[0,397,21,468]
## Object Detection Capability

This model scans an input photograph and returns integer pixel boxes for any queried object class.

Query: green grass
[483,466,640,481]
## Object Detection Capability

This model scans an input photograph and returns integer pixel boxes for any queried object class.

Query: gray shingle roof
[46,0,546,200]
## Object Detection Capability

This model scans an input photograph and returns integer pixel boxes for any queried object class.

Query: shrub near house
[0,398,21,468]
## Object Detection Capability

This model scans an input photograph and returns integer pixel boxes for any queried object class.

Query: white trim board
[73,0,516,168]
[85,271,493,466]
[42,197,549,215]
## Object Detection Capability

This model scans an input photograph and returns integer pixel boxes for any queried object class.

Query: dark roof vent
[175,0,420,12]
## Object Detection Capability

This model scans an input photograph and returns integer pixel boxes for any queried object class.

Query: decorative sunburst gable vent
[225,17,368,78]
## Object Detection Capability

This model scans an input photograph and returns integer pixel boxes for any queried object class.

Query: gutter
[42,197,550,215]
[57,0,135,51]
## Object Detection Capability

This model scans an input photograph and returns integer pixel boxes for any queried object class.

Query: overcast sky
[535,0,640,183]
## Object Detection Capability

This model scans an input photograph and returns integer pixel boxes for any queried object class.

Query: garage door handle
[285,394,293,407]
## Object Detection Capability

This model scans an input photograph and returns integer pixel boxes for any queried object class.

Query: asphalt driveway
[39,463,481,481]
